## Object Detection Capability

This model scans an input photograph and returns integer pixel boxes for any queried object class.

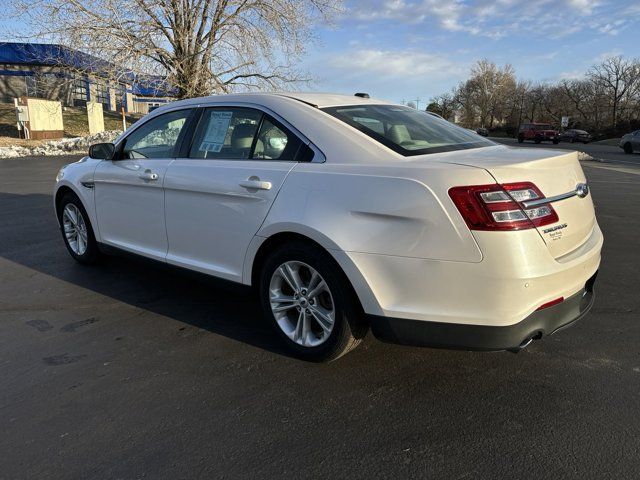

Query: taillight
[448,182,559,231]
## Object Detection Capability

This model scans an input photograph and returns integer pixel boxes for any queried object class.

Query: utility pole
[414,98,422,110]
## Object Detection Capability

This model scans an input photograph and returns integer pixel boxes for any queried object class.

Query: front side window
[323,104,493,157]
[122,109,192,159]
[189,108,304,161]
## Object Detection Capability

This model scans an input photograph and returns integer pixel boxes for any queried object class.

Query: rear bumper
[369,272,597,352]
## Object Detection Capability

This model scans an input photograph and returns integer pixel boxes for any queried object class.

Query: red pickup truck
[517,123,559,144]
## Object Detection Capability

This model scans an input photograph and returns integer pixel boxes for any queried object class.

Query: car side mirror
[89,142,115,160]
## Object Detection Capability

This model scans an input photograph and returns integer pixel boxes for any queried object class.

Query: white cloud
[307,48,469,102]
[326,49,467,78]
[345,0,634,39]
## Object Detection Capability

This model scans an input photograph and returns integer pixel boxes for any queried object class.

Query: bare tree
[426,90,457,121]
[16,0,342,99]
[588,56,640,128]
[454,60,516,128]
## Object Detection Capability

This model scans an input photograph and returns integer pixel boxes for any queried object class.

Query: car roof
[156,92,393,110]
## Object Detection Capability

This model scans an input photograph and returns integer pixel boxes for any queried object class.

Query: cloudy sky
[1,0,638,104]
[305,0,640,104]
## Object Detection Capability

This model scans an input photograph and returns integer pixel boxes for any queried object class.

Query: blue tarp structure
[0,42,175,97]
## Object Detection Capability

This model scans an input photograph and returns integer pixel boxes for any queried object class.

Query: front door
[94,108,193,261]
[164,107,305,282]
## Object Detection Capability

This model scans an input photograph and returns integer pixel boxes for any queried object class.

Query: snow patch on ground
[577,151,594,162]
[0,131,121,159]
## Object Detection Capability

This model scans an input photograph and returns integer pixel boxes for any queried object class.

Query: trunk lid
[433,145,596,259]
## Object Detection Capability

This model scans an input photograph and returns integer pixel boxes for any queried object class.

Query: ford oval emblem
[576,183,589,198]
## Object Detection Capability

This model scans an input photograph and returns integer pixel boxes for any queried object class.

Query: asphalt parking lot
[492,136,640,165]
[1,151,639,479]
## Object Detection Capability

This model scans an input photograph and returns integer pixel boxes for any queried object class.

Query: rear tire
[624,142,633,154]
[258,241,367,362]
[57,192,101,264]
[517,135,524,143]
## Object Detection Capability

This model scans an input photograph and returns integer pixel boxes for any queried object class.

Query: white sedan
[54,93,602,361]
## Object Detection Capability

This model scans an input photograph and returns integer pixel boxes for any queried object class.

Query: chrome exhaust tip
[507,337,534,354]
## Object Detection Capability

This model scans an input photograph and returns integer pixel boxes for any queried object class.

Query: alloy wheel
[62,203,88,255]
[269,261,335,347]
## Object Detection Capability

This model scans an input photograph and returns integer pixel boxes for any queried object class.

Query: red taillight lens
[448,182,558,231]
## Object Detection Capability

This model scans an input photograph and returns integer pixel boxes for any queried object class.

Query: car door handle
[239,178,272,190]
[139,170,159,181]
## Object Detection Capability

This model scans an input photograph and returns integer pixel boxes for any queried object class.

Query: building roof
[0,42,175,98]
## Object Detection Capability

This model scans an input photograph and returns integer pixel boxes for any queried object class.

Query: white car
[620,130,640,154]
[54,93,602,361]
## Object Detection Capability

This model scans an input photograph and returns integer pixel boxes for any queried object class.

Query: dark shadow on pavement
[0,190,292,358]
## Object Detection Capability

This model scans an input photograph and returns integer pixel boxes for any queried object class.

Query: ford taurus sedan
[54,93,602,361]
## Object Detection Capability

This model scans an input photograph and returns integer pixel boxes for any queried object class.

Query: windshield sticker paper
[200,111,233,152]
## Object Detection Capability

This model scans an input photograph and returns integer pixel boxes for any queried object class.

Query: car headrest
[231,123,257,149]
[387,124,412,144]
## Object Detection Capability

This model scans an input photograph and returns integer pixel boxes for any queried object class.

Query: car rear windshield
[322,104,494,156]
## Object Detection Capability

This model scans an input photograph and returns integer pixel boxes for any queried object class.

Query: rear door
[93,108,194,260]
[163,106,309,282]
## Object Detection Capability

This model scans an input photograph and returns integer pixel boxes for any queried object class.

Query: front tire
[57,192,101,264]
[258,242,367,362]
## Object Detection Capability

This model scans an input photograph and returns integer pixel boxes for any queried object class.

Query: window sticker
[200,111,233,152]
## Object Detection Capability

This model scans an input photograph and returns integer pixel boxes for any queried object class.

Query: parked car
[517,123,559,144]
[619,130,640,154]
[476,127,489,137]
[558,129,592,144]
[54,93,602,361]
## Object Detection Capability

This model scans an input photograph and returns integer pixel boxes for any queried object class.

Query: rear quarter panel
[256,161,495,262]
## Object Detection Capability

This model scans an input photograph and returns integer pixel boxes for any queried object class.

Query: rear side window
[189,108,305,161]
[323,104,493,157]
[122,109,192,159]
[253,117,303,160]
